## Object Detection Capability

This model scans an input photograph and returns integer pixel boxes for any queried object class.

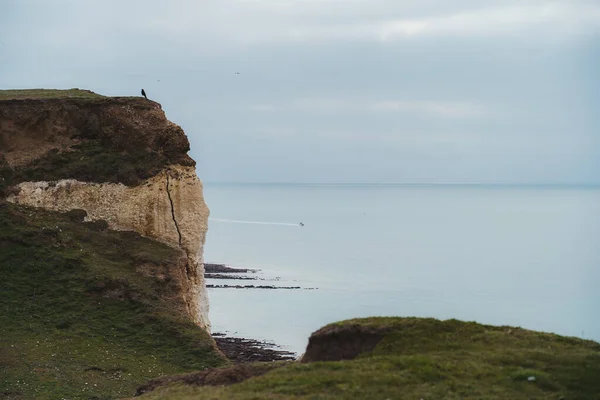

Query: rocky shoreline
[204,263,317,290]
[205,274,256,280]
[212,333,297,363]
[207,284,304,289]
[205,263,258,274]
[205,263,302,362]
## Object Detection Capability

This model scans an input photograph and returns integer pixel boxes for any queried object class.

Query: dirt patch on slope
[134,363,288,396]
[300,324,389,363]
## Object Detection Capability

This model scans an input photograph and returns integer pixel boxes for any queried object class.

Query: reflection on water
[204,185,600,354]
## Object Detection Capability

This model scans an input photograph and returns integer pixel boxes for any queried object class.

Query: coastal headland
[1,90,598,400]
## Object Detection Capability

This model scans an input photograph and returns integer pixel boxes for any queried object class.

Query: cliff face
[0,89,210,329]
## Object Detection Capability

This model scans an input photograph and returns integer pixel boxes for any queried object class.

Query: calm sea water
[203,184,600,355]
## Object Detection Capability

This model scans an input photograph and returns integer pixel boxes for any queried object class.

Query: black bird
[141,89,147,99]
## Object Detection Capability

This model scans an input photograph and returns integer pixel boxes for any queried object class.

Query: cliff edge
[134,318,600,400]
[0,89,210,329]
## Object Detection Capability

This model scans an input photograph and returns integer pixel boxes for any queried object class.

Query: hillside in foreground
[0,202,226,400]
[135,317,600,400]
[2,199,599,399]
[2,89,599,400]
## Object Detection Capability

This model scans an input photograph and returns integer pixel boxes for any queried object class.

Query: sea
[203,184,600,355]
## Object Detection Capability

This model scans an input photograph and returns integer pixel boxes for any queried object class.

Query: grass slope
[0,202,226,400]
[138,318,600,400]
[11,140,174,186]
[0,89,105,100]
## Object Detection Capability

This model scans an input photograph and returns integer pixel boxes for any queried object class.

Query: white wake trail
[209,218,299,227]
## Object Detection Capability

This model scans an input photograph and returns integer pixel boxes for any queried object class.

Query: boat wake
[209,218,299,227]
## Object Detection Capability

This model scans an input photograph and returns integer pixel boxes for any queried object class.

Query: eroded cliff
[0,89,210,329]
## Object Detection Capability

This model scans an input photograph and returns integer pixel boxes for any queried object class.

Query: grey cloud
[1,0,598,183]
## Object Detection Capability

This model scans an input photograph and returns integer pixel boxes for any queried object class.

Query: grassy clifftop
[0,202,226,400]
[0,89,194,188]
[137,317,600,400]
[0,89,106,100]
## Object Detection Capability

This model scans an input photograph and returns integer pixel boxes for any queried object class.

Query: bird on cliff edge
[141,89,147,99]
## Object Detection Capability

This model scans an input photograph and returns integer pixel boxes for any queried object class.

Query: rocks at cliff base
[203,263,317,290]
[212,335,297,363]
[205,273,256,280]
[204,263,258,274]
[207,284,304,290]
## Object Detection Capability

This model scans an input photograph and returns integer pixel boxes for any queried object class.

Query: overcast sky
[2,0,599,184]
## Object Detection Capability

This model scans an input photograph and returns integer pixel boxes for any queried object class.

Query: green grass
[1,200,598,400]
[0,202,226,400]
[0,89,105,100]
[11,140,174,186]
[138,318,600,400]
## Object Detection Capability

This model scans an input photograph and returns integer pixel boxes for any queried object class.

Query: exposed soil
[134,362,290,397]
[133,334,296,396]
[300,324,389,363]
[0,95,194,187]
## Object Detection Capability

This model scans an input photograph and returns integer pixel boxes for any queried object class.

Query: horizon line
[203,181,600,187]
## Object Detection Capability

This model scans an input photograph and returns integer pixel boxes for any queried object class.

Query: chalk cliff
[0,89,210,329]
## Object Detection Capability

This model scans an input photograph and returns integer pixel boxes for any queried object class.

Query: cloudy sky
[2,0,599,184]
